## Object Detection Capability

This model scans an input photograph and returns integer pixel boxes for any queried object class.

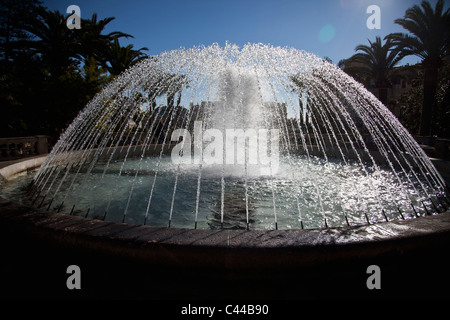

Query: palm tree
[385,0,450,136]
[343,36,403,106]
[20,8,80,76]
[100,37,148,76]
[20,9,133,77]
[80,13,132,62]
[0,0,43,63]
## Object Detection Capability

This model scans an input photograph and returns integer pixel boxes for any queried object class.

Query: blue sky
[42,0,442,66]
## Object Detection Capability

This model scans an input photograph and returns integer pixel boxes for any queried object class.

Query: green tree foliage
[0,0,42,62]
[343,36,403,106]
[99,37,148,76]
[0,0,146,140]
[386,0,450,136]
[397,64,450,138]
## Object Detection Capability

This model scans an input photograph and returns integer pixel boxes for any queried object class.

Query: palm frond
[389,0,449,64]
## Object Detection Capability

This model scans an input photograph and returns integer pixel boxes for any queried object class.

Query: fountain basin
[1,195,450,271]
[5,150,447,230]
[1,157,450,299]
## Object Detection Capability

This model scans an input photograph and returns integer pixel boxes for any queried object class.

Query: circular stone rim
[1,196,450,271]
[1,157,450,271]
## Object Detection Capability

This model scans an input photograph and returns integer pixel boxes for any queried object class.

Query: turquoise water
[1,155,435,230]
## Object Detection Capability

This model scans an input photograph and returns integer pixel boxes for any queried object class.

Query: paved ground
[1,209,449,301]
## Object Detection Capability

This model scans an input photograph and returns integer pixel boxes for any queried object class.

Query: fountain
[17,43,446,230]
[1,43,450,298]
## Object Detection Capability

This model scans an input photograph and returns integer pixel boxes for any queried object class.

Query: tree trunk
[420,67,439,136]
[167,94,174,109]
[176,90,182,107]
[378,87,388,107]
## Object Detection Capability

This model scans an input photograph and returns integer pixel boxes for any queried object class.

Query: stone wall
[0,136,49,160]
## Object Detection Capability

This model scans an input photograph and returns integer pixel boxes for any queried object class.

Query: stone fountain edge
[2,155,450,272]
[1,195,450,271]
